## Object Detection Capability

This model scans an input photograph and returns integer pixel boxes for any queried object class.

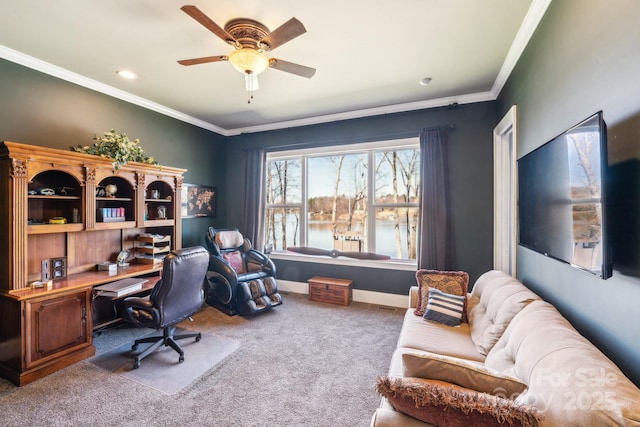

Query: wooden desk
[0,263,162,386]
[92,273,162,330]
[4,263,162,301]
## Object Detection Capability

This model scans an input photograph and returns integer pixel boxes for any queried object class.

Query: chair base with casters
[131,322,201,369]
[123,246,209,369]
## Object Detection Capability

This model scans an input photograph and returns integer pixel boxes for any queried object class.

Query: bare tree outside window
[265,159,301,250]
[375,149,420,259]
[309,153,367,252]
[265,140,419,261]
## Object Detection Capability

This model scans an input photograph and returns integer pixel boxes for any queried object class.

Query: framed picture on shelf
[181,184,217,218]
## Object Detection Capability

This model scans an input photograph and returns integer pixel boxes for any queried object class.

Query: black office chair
[123,246,209,369]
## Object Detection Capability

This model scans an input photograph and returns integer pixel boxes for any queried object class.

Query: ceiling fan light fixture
[244,72,259,103]
[245,72,259,91]
[228,48,269,76]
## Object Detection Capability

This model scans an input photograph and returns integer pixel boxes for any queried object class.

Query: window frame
[265,138,419,266]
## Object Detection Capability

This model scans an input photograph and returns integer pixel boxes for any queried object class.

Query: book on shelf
[93,277,148,297]
[98,207,126,222]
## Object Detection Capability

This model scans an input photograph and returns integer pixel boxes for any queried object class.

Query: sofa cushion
[397,309,485,362]
[375,376,541,427]
[485,300,640,426]
[414,270,469,318]
[422,288,465,326]
[467,270,539,356]
[402,351,528,397]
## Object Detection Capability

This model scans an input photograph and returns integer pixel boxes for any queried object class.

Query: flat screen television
[518,111,612,279]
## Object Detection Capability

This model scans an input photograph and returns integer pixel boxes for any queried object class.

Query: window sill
[269,251,417,271]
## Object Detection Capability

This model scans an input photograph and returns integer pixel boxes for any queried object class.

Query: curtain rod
[259,124,455,152]
[241,101,460,152]
[421,124,456,132]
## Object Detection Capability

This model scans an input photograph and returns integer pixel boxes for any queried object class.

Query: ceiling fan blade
[269,58,316,78]
[180,5,236,45]
[178,55,228,66]
[260,17,306,51]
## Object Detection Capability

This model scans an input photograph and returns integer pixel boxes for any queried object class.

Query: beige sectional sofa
[372,270,640,426]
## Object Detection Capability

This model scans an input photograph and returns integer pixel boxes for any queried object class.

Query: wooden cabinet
[25,289,92,369]
[0,288,94,386]
[0,141,186,385]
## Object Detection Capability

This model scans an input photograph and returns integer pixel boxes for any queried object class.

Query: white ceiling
[0,0,549,136]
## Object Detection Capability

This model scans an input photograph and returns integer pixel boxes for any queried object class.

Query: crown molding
[0,44,227,135]
[492,0,552,97]
[0,0,549,137]
[225,91,495,136]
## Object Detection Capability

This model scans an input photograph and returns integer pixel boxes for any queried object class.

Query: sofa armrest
[409,286,418,309]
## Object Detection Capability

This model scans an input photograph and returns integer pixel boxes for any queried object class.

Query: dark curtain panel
[240,148,266,251]
[418,128,454,270]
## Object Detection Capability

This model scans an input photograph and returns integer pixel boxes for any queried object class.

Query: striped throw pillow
[423,288,465,326]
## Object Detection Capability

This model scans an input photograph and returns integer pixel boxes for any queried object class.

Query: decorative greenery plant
[70,129,158,170]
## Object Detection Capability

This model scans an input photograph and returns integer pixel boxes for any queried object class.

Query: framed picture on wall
[181,184,216,218]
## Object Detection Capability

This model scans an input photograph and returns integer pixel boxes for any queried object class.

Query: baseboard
[277,280,407,308]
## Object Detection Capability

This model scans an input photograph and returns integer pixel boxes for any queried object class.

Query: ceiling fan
[178,5,316,102]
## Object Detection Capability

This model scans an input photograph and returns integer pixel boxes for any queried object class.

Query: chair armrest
[123,296,160,327]
[246,249,276,275]
[409,286,419,309]
[208,256,238,284]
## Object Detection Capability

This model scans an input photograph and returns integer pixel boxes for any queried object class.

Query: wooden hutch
[0,141,186,385]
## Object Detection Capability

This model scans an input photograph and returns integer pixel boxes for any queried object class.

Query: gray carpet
[90,330,240,395]
[0,292,404,427]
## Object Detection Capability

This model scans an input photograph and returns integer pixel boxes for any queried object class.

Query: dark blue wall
[0,58,227,246]
[225,102,497,294]
[497,0,640,385]
[0,57,497,298]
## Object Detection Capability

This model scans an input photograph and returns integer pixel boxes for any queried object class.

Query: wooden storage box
[308,276,353,306]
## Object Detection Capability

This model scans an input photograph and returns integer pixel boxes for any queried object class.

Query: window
[264,139,420,261]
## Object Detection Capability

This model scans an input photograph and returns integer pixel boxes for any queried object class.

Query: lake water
[307,220,413,259]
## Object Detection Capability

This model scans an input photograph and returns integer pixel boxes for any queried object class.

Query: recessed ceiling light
[419,77,432,86]
[117,70,138,80]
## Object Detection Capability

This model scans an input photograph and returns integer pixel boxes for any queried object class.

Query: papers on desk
[93,277,148,297]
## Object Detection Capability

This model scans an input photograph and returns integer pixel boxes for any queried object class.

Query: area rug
[90,328,239,395]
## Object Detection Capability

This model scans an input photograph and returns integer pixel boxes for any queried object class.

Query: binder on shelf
[98,207,126,222]
[93,277,148,297]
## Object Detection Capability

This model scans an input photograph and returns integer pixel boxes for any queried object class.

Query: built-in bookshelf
[0,140,186,386]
